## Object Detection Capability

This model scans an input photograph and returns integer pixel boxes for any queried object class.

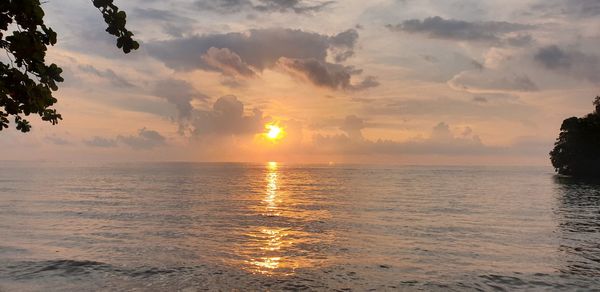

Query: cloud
[386,16,532,44]
[146,28,372,90]
[404,52,485,83]
[201,47,256,77]
[78,64,135,88]
[220,77,248,88]
[449,71,538,92]
[340,115,365,140]
[84,137,118,148]
[133,7,185,22]
[254,0,335,13]
[278,58,379,90]
[565,0,600,17]
[132,8,196,37]
[153,79,210,119]
[314,121,492,156]
[195,0,335,14]
[147,28,357,72]
[422,55,439,63]
[133,8,182,22]
[191,95,268,137]
[194,0,250,13]
[534,46,571,69]
[505,34,533,47]
[533,45,600,84]
[329,28,358,48]
[532,0,600,18]
[45,135,71,146]
[362,95,537,122]
[329,28,359,62]
[352,76,381,91]
[84,129,167,150]
[473,96,489,103]
[307,119,549,161]
[117,128,167,150]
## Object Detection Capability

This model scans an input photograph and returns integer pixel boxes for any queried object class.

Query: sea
[0,162,599,291]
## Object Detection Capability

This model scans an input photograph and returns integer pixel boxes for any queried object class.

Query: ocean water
[0,162,599,291]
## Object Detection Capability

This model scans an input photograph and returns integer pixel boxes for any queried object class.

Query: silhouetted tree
[550,96,600,177]
[0,0,138,132]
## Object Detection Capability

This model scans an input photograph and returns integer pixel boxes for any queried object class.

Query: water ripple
[0,163,599,290]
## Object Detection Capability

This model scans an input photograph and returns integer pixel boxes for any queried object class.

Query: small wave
[5,260,111,279]
[2,259,201,280]
[474,273,597,291]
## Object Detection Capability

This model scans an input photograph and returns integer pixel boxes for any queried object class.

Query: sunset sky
[1,0,599,164]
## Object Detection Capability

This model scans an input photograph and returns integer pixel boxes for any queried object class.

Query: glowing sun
[265,123,284,141]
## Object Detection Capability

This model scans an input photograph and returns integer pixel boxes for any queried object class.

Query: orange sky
[1,0,599,165]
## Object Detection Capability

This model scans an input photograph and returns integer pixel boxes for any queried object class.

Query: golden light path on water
[238,162,298,275]
[264,162,279,216]
[247,162,287,274]
[235,161,332,276]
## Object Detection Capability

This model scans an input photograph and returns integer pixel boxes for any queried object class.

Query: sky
[1,0,599,164]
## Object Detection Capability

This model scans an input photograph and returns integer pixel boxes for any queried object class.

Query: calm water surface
[0,162,599,291]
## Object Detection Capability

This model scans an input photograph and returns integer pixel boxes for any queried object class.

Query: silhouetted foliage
[550,96,600,177]
[0,0,138,132]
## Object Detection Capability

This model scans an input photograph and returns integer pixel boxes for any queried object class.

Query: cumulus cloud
[147,28,357,71]
[340,115,365,140]
[153,79,210,119]
[146,28,374,90]
[201,47,256,77]
[117,128,167,150]
[328,28,359,62]
[440,46,539,93]
[278,58,378,91]
[386,16,533,45]
[406,52,485,83]
[534,45,600,84]
[191,95,267,137]
[195,0,335,14]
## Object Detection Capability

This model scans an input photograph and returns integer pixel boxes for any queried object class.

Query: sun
[267,126,281,139]
[264,123,284,141]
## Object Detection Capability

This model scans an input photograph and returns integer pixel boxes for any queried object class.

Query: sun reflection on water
[238,161,328,276]
[245,162,290,274]
[248,228,289,273]
[264,162,279,216]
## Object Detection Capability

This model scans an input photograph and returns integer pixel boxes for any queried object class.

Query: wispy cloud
[194,0,335,14]
[386,16,533,45]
